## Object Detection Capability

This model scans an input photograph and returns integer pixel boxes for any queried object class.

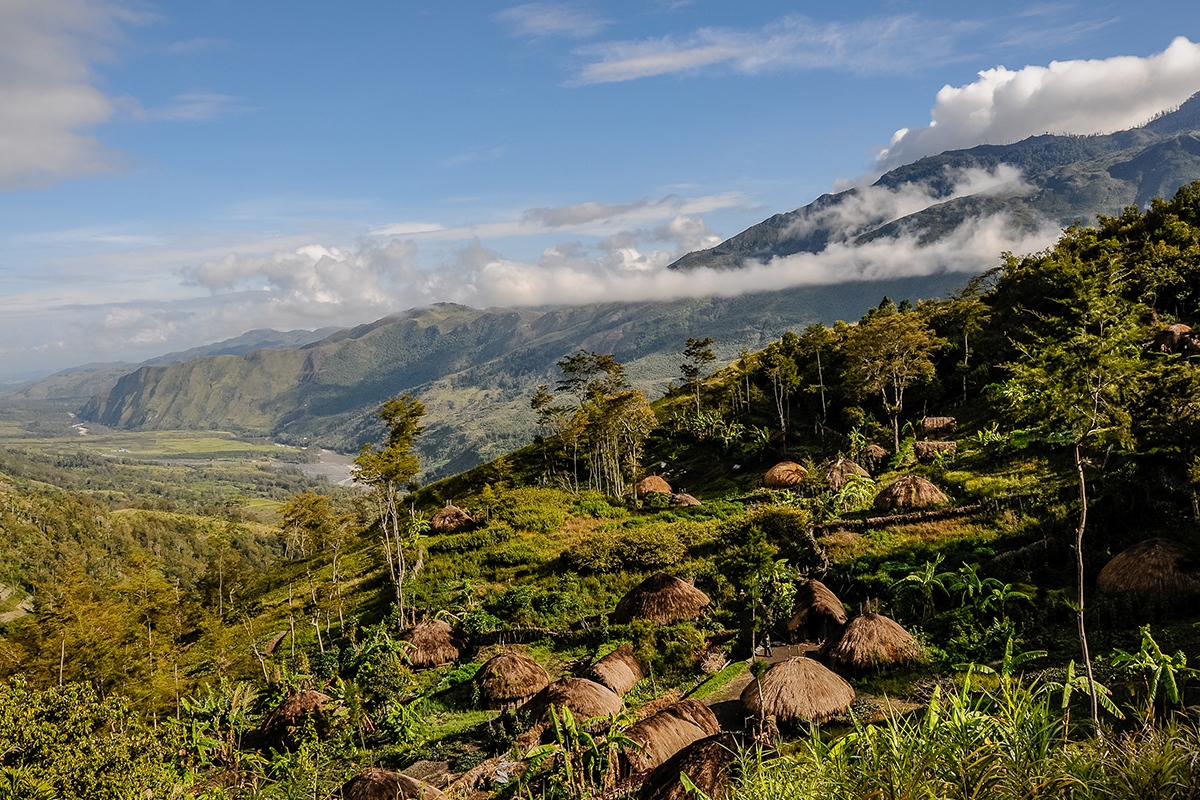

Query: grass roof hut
[823,612,920,672]
[671,493,702,507]
[786,579,847,644]
[1097,538,1200,601]
[873,475,948,512]
[342,768,444,800]
[474,651,550,709]
[636,476,673,499]
[637,732,739,800]
[621,699,721,776]
[824,458,869,492]
[612,573,710,625]
[764,461,807,489]
[404,619,461,669]
[253,689,333,753]
[740,657,854,724]
[585,643,646,696]
[431,503,475,533]
[521,677,624,724]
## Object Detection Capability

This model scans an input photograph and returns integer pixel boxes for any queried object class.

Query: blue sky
[2,1,1199,379]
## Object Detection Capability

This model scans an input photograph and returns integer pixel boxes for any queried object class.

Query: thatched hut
[740,657,854,724]
[1097,538,1200,601]
[474,651,550,709]
[342,768,444,800]
[914,441,956,461]
[585,643,646,695]
[824,458,869,491]
[636,476,673,499]
[763,461,807,489]
[919,417,957,439]
[621,699,721,775]
[431,504,474,533]
[521,677,624,724]
[637,733,739,800]
[404,619,461,669]
[786,579,847,644]
[612,573,710,625]
[671,493,702,507]
[1148,323,1194,354]
[254,689,333,752]
[873,475,948,512]
[823,612,920,672]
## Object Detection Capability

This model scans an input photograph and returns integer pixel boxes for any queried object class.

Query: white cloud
[495,3,611,39]
[150,93,249,122]
[877,37,1200,169]
[0,0,139,189]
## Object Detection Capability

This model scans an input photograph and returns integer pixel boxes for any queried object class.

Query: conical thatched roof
[823,612,920,671]
[636,476,673,498]
[521,677,624,724]
[474,651,550,709]
[621,699,721,775]
[612,573,710,625]
[637,733,739,800]
[786,579,847,644]
[431,504,475,533]
[671,493,702,507]
[1097,538,1200,601]
[342,768,444,800]
[404,619,461,669]
[873,475,948,512]
[254,689,333,753]
[740,657,854,724]
[919,417,957,439]
[585,643,646,695]
[764,461,807,489]
[824,458,869,491]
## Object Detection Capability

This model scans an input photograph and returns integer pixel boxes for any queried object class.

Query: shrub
[429,522,513,553]
[565,523,686,573]
[574,492,627,519]
[494,487,569,533]
[641,491,672,510]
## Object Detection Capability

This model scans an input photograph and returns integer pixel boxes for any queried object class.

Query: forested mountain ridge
[670,92,1200,271]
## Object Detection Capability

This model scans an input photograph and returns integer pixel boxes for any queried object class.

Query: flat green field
[0,427,298,460]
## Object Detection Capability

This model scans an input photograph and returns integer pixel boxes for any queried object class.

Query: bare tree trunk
[1075,442,1099,728]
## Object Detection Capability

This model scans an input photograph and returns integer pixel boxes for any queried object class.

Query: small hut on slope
[431,504,475,533]
[342,769,444,800]
[612,573,710,625]
[824,458,869,492]
[764,461,807,489]
[637,733,739,800]
[521,678,624,724]
[474,651,550,709]
[823,612,920,672]
[919,417,957,439]
[621,699,721,775]
[671,493,702,507]
[253,689,333,753]
[740,657,854,724]
[786,580,847,644]
[404,619,461,669]
[1097,538,1199,601]
[873,475,948,512]
[585,643,646,695]
[636,476,673,499]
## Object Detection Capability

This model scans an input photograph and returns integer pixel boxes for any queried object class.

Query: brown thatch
[1148,323,1194,354]
[254,689,333,752]
[1097,538,1200,601]
[342,768,444,800]
[740,657,854,724]
[637,733,739,800]
[919,417,957,439]
[786,579,847,644]
[431,504,474,533]
[914,441,957,461]
[636,476,673,498]
[521,677,624,724]
[824,458,869,491]
[612,573,710,625]
[585,643,646,695]
[823,612,921,672]
[474,651,550,709]
[764,461,807,489]
[404,619,461,669]
[873,475,948,512]
[671,493,702,507]
[621,699,721,775]
[859,443,887,462]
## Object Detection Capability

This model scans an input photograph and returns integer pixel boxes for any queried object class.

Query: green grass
[687,659,748,700]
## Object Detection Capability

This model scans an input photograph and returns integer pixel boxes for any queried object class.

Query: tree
[842,311,943,453]
[763,332,802,445]
[680,337,716,414]
[353,395,426,625]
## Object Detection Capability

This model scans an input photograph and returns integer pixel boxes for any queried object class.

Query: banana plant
[1111,625,1195,726]
[1042,660,1122,737]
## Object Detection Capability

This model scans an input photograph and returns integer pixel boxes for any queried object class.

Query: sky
[2,1,1200,380]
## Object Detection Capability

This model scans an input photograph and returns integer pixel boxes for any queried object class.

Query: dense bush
[428,522,514,553]
[493,487,570,533]
[564,522,688,573]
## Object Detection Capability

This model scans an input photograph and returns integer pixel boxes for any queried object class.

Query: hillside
[670,92,1200,271]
